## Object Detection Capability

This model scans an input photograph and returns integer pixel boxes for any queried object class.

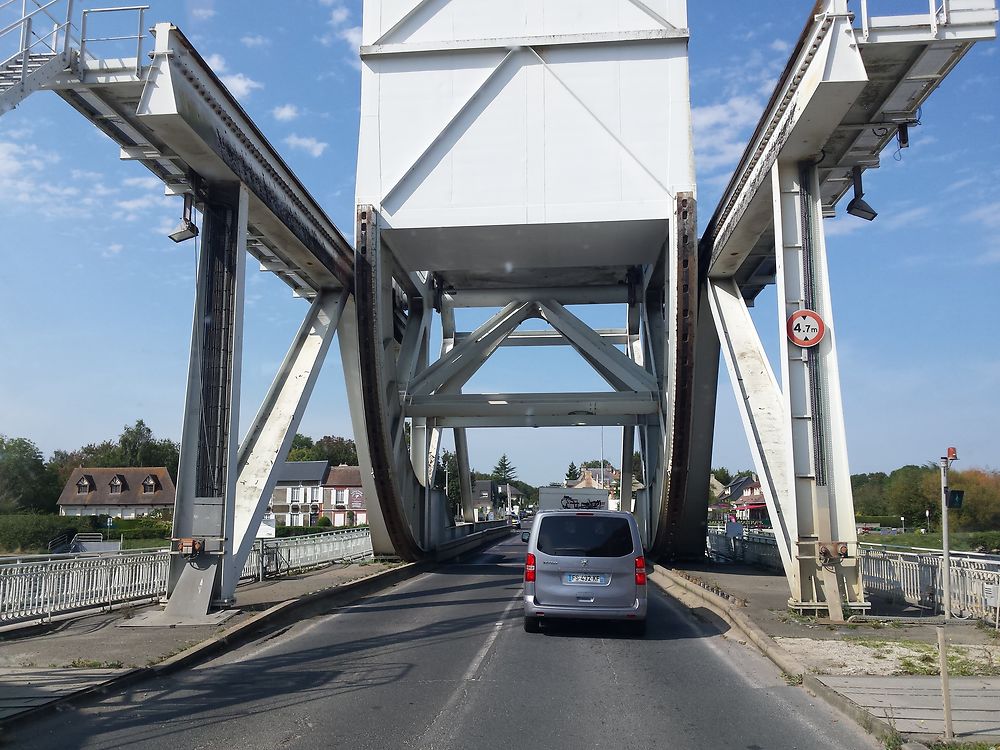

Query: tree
[565,462,580,483]
[287,433,316,462]
[48,420,180,482]
[492,454,517,483]
[312,435,357,466]
[851,472,889,516]
[884,464,937,522]
[0,436,60,513]
[632,451,644,485]
[712,467,734,486]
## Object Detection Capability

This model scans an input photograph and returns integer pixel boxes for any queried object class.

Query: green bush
[275,524,369,538]
[316,516,332,527]
[0,514,91,553]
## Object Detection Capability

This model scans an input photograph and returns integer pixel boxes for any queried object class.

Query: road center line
[462,592,520,682]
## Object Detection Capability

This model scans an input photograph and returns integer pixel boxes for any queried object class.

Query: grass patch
[121,538,170,550]
[69,659,124,669]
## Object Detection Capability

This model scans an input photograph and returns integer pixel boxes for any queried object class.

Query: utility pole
[940,447,957,620]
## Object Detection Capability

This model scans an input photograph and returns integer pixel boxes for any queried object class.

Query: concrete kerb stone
[650,567,936,750]
[648,566,806,678]
[0,561,429,730]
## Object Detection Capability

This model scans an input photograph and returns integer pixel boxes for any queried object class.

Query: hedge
[0,515,92,553]
[276,524,369,538]
[855,515,899,527]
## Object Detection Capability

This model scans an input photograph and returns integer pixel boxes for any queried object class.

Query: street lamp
[900,516,905,534]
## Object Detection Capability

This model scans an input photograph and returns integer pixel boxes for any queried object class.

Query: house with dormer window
[58,467,175,518]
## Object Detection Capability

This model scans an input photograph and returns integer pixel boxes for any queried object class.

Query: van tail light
[635,556,646,586]
[525,552,536,582]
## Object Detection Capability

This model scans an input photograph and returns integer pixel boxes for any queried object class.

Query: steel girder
[350,195,703,560]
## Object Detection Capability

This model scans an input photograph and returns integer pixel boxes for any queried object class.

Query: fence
[0,528,373,626]
[707,529,1000,621]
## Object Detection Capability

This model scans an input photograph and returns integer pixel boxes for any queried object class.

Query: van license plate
[565,573,605,585]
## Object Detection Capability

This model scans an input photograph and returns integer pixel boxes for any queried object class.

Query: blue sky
[0,1,997,487]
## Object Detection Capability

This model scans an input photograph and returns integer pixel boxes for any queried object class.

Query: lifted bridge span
[1,0,994,621]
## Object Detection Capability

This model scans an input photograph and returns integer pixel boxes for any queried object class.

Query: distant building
[269,460,329,527]
[268,461,369,528]
[324,464,368,527]
[58,467,175,518]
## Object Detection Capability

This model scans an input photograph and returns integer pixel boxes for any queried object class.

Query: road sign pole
[940,449,954,620]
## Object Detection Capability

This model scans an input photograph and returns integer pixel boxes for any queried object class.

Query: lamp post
[926,507,930,533]
[901,516,905,534]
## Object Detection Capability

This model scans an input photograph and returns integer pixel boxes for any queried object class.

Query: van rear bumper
[523,594,647,621]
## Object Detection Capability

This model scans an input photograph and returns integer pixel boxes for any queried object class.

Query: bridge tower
[345,0,701,561]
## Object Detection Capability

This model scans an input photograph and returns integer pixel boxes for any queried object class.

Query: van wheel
[627,619,646,637]
[524,616,540,633]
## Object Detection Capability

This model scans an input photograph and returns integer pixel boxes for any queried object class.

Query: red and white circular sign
[786,309,826,348]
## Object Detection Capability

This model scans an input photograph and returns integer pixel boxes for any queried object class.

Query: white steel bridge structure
[1,0,995,622]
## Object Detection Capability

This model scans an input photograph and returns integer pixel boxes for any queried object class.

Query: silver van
[521,510,647,634]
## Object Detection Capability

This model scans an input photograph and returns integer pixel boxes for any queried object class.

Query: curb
[650,568,937,750]
[648,567,806,678]
[0,561,429,729]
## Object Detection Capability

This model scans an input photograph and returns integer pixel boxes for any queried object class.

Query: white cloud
[339,26,362,49]
[221,72,264,99]
[769,39,790,53]
[329,7,350,25]
[964,201,1000,229]
[204,53,227,72]
[284,134,329,158]
[944,177,976,193]
[823,216,867,237]
[192,8,216,20]
[123,175,161,190]
[272,104,300,122]
[241,34,270,48]
[879,205,930,230]
[103,243,124,258]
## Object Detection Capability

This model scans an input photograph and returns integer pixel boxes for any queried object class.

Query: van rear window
[535,516,634,557]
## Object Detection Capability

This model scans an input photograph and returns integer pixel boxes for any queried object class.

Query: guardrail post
[257,539,265,582]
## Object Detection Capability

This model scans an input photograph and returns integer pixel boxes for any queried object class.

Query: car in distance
[521,510,647,635]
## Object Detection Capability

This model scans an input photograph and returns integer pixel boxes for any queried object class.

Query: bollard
[937,626,953,740]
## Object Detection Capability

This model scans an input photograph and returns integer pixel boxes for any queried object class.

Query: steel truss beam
[220,289,349,602]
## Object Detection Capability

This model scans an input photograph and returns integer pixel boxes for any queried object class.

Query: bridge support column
[166,183,248,617]
[709,163,866,620]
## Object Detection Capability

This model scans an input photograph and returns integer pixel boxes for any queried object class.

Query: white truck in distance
[537,487,610,512]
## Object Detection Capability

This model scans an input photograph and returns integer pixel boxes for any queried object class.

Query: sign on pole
[786,309,826,348]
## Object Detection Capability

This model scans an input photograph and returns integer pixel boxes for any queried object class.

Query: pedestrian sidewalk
[0,559,405,725]
[652,560,1000,745]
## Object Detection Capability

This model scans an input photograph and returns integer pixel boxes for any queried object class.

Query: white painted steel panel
[357,0,694,273]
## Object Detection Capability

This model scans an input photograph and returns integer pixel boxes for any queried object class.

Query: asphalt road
[7,534,879,750]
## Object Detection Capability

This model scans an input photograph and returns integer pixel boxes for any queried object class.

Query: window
[142,478,156,494]
[109,476,123,495]
[290,504,300,514]
[310,486,321,503]
[76,478,90,494]
[535,516,634,557]
[290,487,302,503]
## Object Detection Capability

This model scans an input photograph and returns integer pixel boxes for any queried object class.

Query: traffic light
[947,490,964,509]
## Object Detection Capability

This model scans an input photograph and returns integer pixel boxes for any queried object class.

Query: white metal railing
[0,549,167,624]
[707,529,1000,620]
[0,0,75,72]
[858,0,952,40]
[78,5,147,77]
[0,528,373,626]
[241,528,374,580]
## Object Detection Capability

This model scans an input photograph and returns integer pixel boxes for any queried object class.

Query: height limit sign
[786,309,826,348]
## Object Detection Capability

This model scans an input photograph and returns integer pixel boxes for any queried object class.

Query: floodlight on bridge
[168,194,199,243]
[846,167,877,221]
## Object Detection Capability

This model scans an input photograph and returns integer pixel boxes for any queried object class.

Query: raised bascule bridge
[2,0,995,621]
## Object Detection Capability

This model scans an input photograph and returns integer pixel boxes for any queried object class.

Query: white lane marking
[415,589,522,750]
[461,593,520,682]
